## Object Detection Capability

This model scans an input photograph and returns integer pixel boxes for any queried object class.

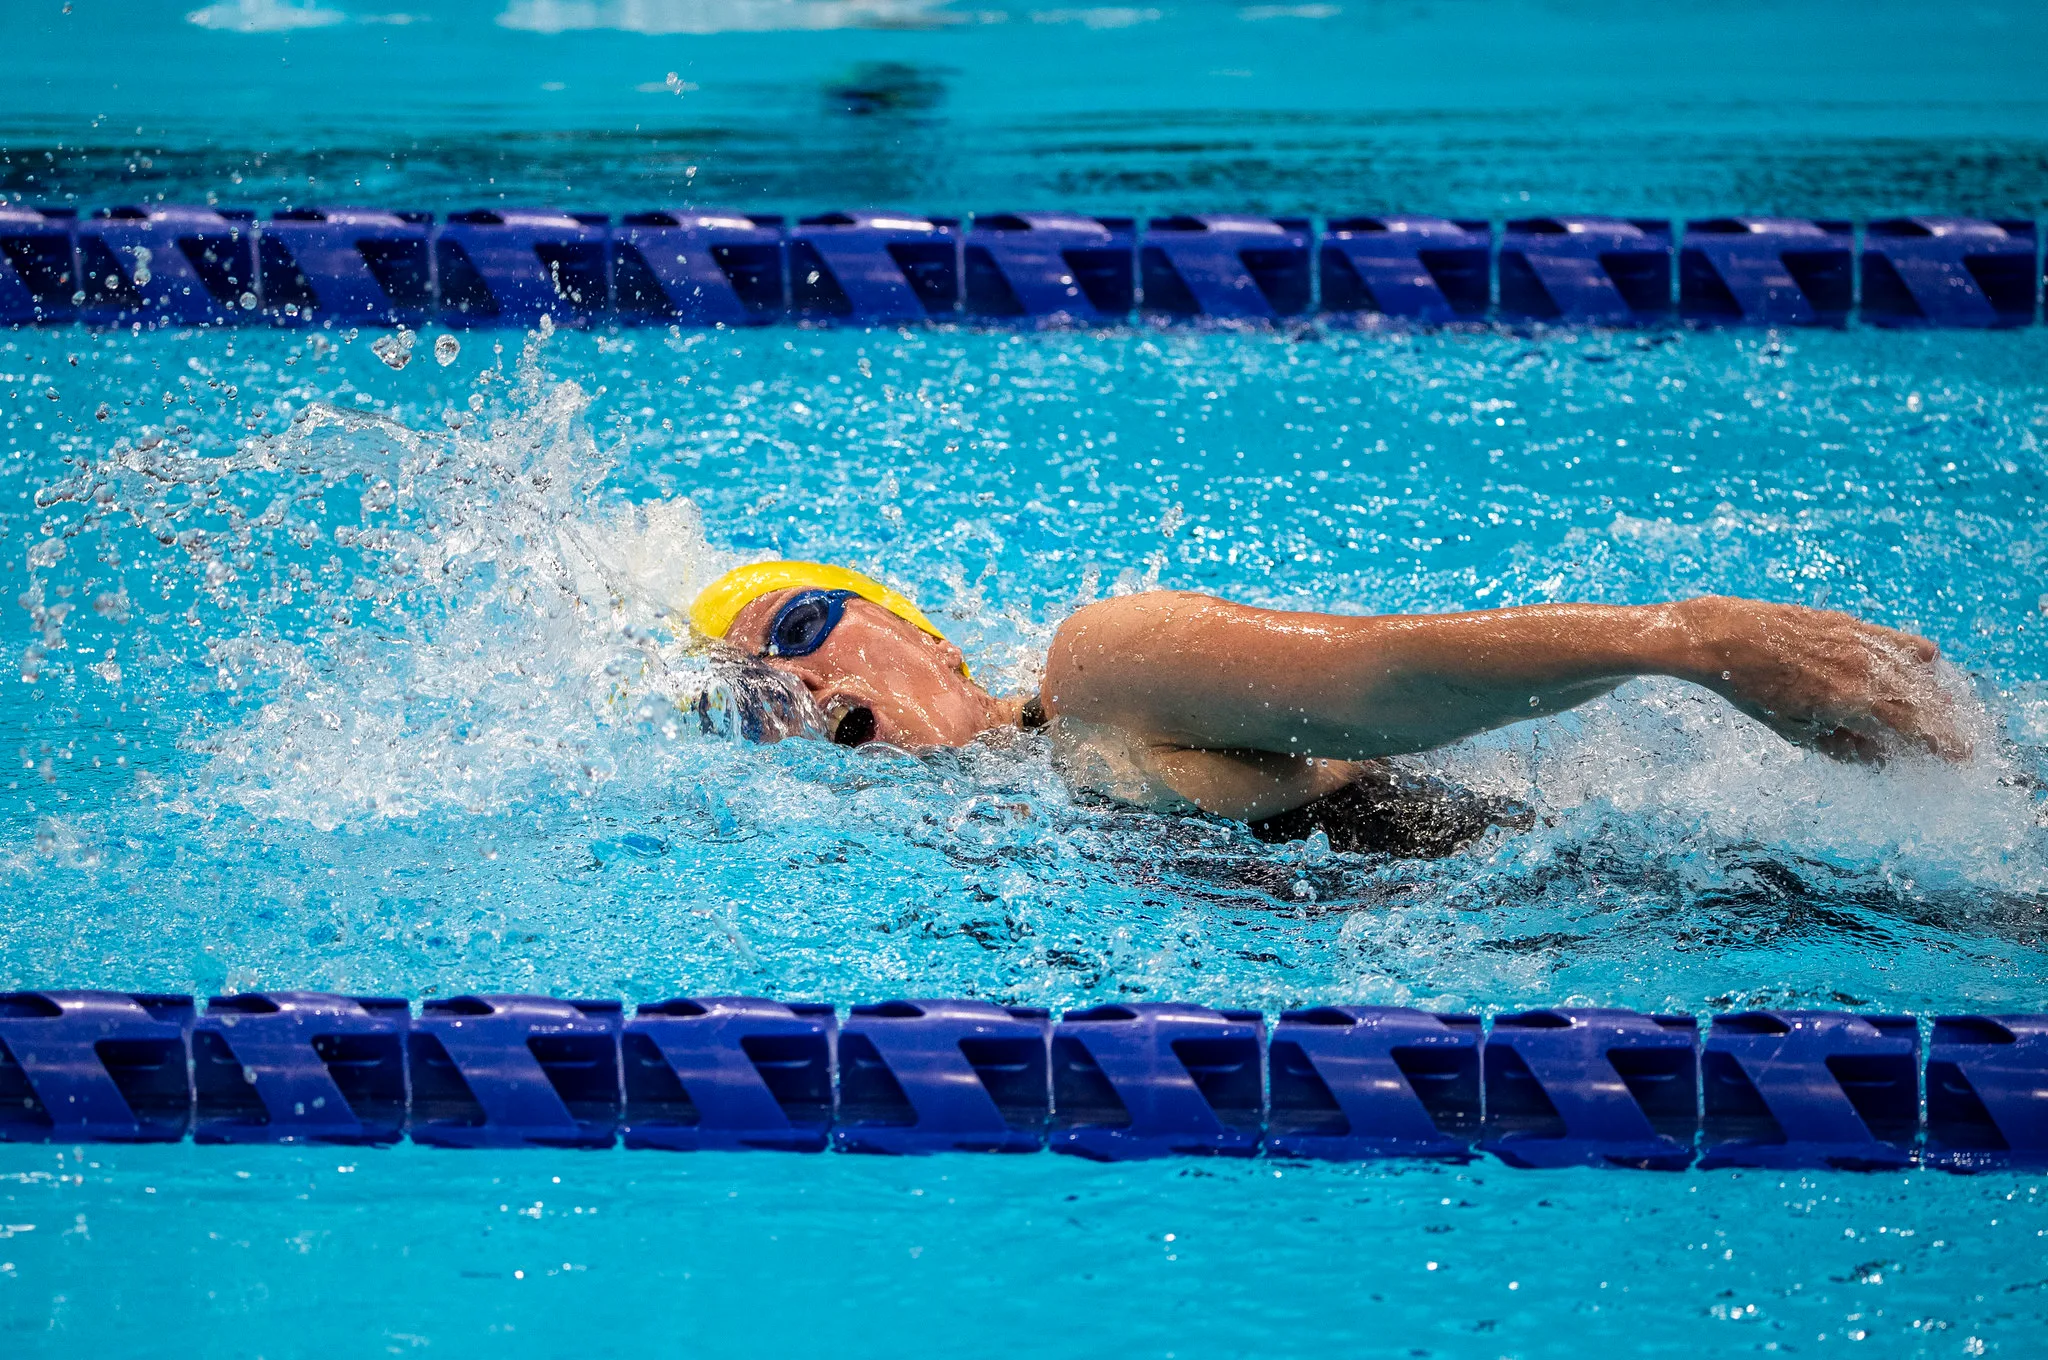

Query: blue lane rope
[0,992,2042,1168]
[1,207,2042,331]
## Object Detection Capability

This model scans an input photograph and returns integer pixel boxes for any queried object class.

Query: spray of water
[12,325,2046,1008]
[27,334,809,833]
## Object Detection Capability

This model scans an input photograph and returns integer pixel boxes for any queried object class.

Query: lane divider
[0,992,2043,1168]
[2,207,2042,330]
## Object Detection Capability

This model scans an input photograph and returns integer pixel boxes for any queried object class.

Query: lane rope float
[1,992,2042,1168]
[1,207,2042,331]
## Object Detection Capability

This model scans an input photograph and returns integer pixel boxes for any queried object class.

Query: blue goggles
[762,588,857,660]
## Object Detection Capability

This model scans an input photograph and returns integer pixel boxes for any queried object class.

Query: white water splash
[34,339,764,832]
[209,401,742,827]
[1432,674,2047,897]
[186,0,347,31]
[497,0,957,33]
[1027,6,1159,25]
[26,326,2048,914]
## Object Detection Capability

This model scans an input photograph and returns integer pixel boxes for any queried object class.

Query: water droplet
[370,335,412,370]
[94,403,110,421]
[435,334,460,366]
[537,314,556,339]
[1722,669,1732,680]
[238,292,258,310]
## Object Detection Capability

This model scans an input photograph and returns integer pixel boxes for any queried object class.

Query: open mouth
[825,697,879,746]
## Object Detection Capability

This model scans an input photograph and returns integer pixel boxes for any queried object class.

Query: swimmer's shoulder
[1048,590,1225,659]
[1043,590,1222,723]
[1055,588,1215,632]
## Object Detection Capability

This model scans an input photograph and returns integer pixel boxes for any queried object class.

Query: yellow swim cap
[687,559,948,648]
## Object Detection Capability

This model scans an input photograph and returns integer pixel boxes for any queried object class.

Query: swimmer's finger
[1761,709,1876,763]
[1867,695,1972,762]
[1810,725,1881,764]
[1777,707,1922,765]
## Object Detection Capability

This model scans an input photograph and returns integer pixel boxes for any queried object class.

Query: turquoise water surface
[5,0,2048,1355]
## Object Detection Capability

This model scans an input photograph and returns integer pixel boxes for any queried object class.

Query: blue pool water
[6,0,2048,215]
[5,313,2046,1359]
[6,0,2048,1355]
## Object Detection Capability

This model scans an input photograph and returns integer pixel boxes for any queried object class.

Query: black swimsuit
[1247,762,1533,859]
[1025,694,1524,859]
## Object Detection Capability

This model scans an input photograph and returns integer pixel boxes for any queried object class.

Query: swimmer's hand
[1671,595,1970,763]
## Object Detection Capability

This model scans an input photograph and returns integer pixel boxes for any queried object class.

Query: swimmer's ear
[930,633,972,676]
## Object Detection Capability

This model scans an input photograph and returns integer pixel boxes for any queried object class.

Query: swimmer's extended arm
[1042,592,1964,815]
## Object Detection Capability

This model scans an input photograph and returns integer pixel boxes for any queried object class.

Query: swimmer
[690,562,1967,853]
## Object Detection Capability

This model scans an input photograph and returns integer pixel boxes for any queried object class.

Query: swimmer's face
[726,588,993,747]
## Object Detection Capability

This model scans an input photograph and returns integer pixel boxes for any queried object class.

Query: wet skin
[726,586,1026,748]
[724,589,1967,822]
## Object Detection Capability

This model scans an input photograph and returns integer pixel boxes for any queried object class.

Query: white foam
[38,331,2046,905]
[1027,6,1159,26]
[47,338,753,832]
[186,0,347,31]
[1431,675,2048,896]
[1238,4,1339,19]
[497,0,956,34]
